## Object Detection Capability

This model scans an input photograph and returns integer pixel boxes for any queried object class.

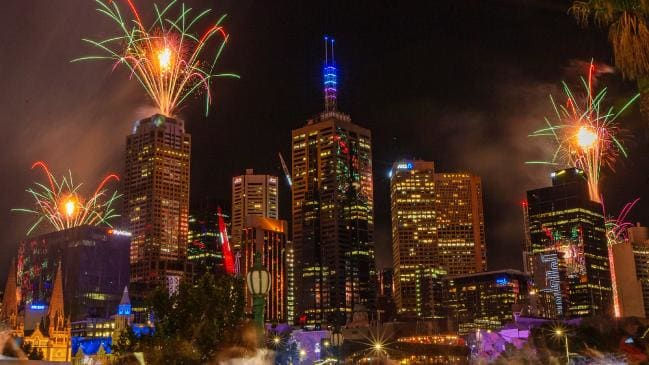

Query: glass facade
[526,168,612,318]
[292,111,375,325]
[17,225,130,321]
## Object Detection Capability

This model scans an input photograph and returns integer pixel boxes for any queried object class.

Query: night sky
[2,0,649,283]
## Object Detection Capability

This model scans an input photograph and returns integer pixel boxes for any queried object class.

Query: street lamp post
[246,252,271,330]
[554,329,569,365]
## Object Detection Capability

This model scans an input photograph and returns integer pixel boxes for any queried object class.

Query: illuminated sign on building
[234,177,242,184]
[397,162,414,170]
[269,177,277,184]
[495,277,509,286]
[30,303,46,310]
[108,229,132,237]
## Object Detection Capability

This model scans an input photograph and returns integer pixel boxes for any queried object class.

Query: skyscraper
[125,114,191,294]
[434,173,487,275]
[390,161,486,318]
[291,38,375,325]
[390,161,443,318]
[187,210,222,276]
[526,168,612,318]
[231,169,279,249]
[242,216,288,323]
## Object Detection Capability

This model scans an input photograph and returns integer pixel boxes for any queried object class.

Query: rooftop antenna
[323,35,337,112]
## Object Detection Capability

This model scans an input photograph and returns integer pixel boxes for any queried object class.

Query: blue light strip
[323,37,338,111]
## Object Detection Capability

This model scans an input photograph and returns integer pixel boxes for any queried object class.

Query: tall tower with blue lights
[291,37,376,326]
[323,36,337,112]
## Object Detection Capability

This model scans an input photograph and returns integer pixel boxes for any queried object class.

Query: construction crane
[278,152,292,188]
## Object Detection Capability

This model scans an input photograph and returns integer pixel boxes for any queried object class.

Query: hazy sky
[1,0,648,283]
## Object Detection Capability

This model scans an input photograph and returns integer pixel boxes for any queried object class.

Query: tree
[570,0,649,116]
[112,326,138,356]
[139,273,246,364]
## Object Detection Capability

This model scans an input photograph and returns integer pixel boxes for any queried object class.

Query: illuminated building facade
[390,161,486,319]
[390,161,443,318]
[2,262,72,362]
[443,270,530,335]
[242,216,288,323]
[187,210,223,275]
[70,287,137,363]
[125,114,190,293]
[286,241,295,324]
[291,38,375,325]
[526,168,612,318]
[434,173,486,275]
[231,169,279,249]
[16,225,130,321]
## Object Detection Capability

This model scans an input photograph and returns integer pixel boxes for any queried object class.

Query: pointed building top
[48,261,64,322]
[119,286,130,306]
[1,257,18,320]
[117,286,132,316]
[323,35,338,112]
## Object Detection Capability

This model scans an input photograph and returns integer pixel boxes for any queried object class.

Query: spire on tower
[1,258,18,325]
[323,36,338,112]
[48,261,65,332]
[118,286,132,315]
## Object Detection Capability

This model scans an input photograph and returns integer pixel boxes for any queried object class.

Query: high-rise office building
[390,161,443,318]
[187,210,222,276]
[443,270,530,335]
[125,114,190,293]
[390,161,486,318]
[526,168,612,318]
[291,38,375,325]
[242,216,288,323]
[231,169,279,250]
[16,225,130,321]
[435,173,487,275]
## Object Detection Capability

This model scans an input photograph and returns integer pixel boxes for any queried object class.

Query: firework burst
[12,161,121,235]
[74,0,239,117]
[528,61,639,203]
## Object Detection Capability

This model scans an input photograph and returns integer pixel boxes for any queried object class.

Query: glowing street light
[553,327,569,364]
[246,252,270,334]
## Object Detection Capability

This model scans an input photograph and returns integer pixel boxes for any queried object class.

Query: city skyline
[2,0,649,284]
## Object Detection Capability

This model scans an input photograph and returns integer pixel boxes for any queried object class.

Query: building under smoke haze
[124,114,190,297]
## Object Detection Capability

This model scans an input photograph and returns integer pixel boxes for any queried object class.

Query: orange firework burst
[12,161,121,235]
[74,0,239,117]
